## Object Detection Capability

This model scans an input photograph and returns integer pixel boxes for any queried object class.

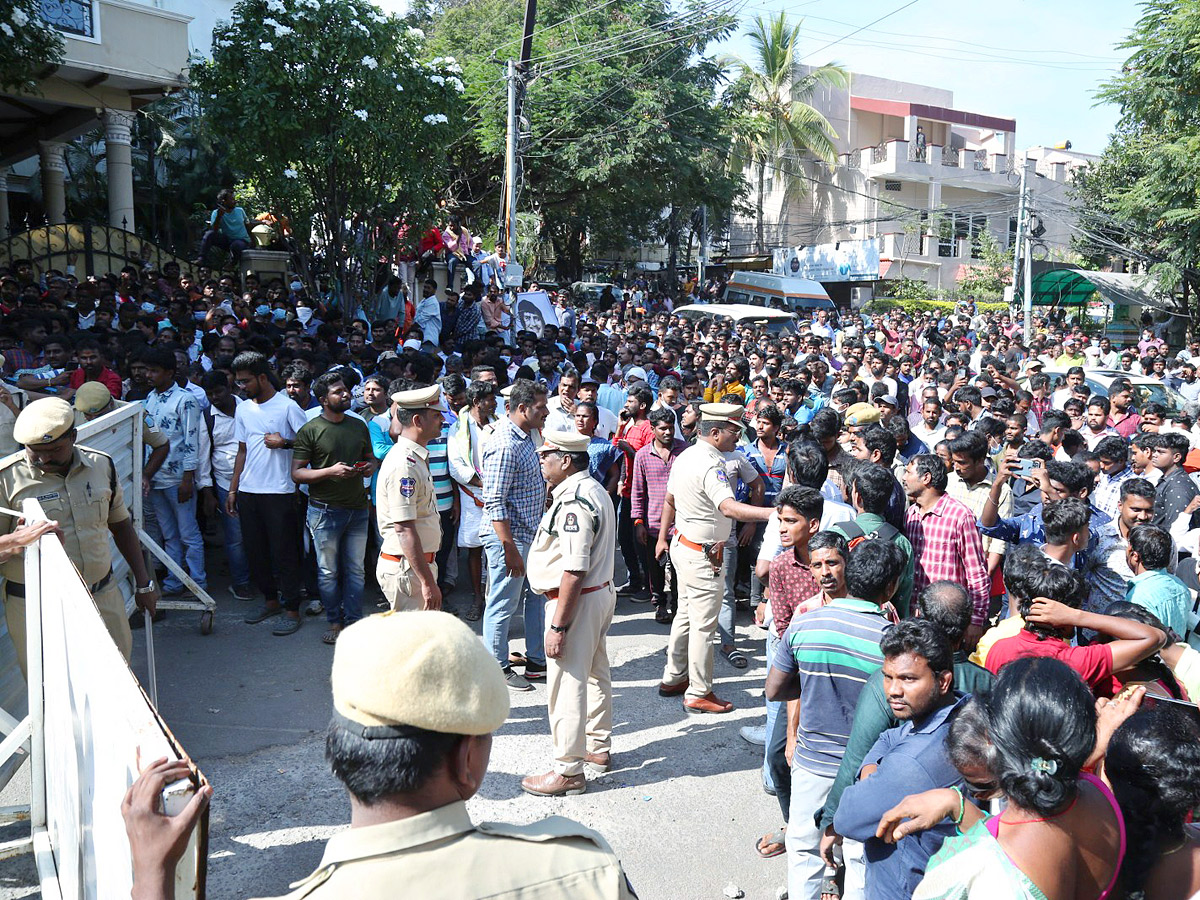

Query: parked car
[674,303,799,335]
[1019,368,1187,416]
[571,281,618,309]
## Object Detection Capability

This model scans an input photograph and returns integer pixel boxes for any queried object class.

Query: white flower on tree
[284,168,299,178]
[362,55,378,69]
[354,109,369,121]
[259,41,274,51]
[423,113,448,125]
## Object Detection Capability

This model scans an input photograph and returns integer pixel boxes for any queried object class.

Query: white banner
[772,239,881,282]
[513,290,559,338]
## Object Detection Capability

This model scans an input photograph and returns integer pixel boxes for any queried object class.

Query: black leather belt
[5,569,113,598]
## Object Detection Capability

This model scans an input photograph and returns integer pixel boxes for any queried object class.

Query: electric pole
[500,0,537,268]
[698,204,707,284]
[1010,161,1032,344]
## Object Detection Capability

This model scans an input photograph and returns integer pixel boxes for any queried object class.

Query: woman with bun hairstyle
[873,657,1127,900]
[1106,705,1200,900]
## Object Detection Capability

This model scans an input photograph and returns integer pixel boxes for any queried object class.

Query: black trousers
[436,508,456,586]
[238,492,303,611]
[642,536,676,611]
[767,698,792,821]
[616,495,645,590]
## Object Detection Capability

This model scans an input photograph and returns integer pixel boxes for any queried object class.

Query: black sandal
[466,600,483,621]
[723,647,748,669]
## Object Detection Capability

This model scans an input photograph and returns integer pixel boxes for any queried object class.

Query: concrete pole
[0,168,9,237]
[104,109,137,232]
[38,141,68,225]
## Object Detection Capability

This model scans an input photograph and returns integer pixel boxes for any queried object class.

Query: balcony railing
[973,149,989,171]
[872,144,888,164]
[39,0,98,38]
[941,148,961,168]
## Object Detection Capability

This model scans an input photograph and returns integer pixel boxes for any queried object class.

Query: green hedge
[862,298,1009,316]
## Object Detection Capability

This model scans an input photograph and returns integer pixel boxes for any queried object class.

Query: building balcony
[843,139,1018,190]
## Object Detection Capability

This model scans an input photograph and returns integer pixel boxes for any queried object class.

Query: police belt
[676,534,724,566]
[545,581,611,601]
[380,551,436,564]
[6,568,113,598]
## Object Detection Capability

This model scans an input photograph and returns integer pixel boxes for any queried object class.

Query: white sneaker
[739,725,767,746]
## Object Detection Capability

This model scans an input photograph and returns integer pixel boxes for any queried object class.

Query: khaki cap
[390,384,441,411]
[73,382,114,415]
[537,430,591,453]
[14,397,75,446]
[699,402,745,427]
[332,611,508,736]
[844,402,881,426]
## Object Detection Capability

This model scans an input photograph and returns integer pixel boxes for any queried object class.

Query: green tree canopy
[424,0,744,281]
[192,0,464,302]
[1076,0,1200,304]
[2,0,64,94]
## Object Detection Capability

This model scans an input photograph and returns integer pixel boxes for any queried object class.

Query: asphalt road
[0,549,787,900]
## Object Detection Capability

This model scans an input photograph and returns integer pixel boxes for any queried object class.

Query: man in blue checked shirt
[480,378,550,692]
[142,347,207,596]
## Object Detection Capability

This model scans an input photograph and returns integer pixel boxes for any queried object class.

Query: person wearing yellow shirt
[703,356,749,404]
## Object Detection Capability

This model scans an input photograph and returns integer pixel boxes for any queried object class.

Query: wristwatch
[135,580,156,595]
[549,623,568,634]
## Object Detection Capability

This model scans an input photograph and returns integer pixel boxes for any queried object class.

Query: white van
[721,271,834,312]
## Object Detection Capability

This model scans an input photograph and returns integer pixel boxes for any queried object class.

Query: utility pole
[1010,162,1032,344]
[500,0,538,268]
[698,204,707,284]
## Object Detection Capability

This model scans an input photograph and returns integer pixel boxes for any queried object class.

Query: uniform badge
[715,468,728,484]
[399,477,416,498]
[563,512,580,533]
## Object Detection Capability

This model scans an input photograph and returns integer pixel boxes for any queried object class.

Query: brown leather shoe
[521,771,587,797]
[684,692,734,714]
[658,679,689,697]
[584,751,611,773]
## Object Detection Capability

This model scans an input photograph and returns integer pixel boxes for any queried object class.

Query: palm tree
[723,13,848,253]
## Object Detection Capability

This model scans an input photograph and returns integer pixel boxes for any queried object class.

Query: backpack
[837,520,900,550]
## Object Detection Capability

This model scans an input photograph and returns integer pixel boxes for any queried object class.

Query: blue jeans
[214,484,250,587]
[481,530,545,668]
[149,487,207,592]
[306,503,369,626]
[763,629,783,790]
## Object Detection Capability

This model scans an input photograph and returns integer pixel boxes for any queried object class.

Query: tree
[1,1,64,94]
[425,0,744,283]
[191,0,464,305]
[722,13,847,253]
[957,230,1011,301]
[1075,0,1200,310]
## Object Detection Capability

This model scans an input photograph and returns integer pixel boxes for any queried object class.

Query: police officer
[73,381,171,498]
[0,397,159,676]
[376,384,443,611]
[522,430,617,798]
[655,403,772,713]
[123,611,638,899]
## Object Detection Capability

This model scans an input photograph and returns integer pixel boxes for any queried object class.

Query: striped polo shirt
[427,419,454,513]
[771,597,892,778]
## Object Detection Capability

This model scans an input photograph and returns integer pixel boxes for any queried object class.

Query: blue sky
[711,0,1143,154]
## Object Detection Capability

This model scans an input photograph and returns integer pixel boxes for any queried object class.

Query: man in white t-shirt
[202,370,251,600]
[228,352,309,635]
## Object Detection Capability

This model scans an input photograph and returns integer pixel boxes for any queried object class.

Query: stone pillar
[38,141,68,225]
[104,109,137,232]
[0,168,9,237]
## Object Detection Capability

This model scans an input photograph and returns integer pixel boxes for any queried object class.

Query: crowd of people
[3,250,1200,900]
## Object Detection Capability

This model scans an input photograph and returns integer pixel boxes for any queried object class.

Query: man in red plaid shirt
[902,454,990,648]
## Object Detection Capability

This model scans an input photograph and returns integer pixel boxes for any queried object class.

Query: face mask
[141,302,157,314]
[221,323,238,336]
[193,311,207,322]
[255,304,270,317]
[272,308,287,322]
[296,307,313,324]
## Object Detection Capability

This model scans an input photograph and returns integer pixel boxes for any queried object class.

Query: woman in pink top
[876,658,1127,900]
[441,215,472,289]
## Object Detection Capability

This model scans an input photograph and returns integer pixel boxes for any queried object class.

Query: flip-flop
[465,601,483,622]
[723,647,748,669]
[322,628,340,645]
[755,827,787,859]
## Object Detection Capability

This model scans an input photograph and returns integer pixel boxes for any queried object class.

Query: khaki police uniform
[661,422,736,700]
[0,446,131,676]
[527,452,617,777]
[266,800,636,899]
[254,608,637,899]
[73,382,170,454]
[375,386,443,611]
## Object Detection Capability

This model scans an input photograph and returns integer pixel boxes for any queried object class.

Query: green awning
[1022,269,1158,307]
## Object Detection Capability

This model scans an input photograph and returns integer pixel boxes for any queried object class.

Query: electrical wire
[796,0,923,63]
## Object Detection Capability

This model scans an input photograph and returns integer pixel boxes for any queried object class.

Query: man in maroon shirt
[984,546,1166,695]
[68,338,123,400]
[631,407,687,623]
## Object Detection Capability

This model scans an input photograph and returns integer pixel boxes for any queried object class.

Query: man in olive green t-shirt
[291,372,376,643]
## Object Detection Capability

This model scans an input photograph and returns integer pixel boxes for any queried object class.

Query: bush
[863,298,1009,316]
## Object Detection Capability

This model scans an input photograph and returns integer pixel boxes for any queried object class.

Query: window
[884,181,902,192]
[40,0,98,39]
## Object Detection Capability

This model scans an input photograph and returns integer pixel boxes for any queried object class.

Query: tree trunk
[756,162,765,254]
[666,206,678,288]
